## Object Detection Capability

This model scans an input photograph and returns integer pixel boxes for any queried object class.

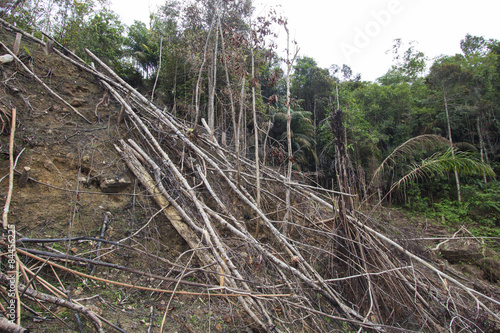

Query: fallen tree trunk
[0,273,103,333]
[115,141,214,270]
[0,316,29,333]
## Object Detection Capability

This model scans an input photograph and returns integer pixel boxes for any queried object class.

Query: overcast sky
[111,0,500,81]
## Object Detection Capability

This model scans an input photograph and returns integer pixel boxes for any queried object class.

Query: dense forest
[2,0,499,238]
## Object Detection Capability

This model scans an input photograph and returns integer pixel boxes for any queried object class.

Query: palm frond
[390,149,495,193]
[293,134,315,147]
[369,134,450,188]
[454,141,478,152]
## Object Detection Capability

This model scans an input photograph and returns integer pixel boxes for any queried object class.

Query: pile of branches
[1,20,500,332]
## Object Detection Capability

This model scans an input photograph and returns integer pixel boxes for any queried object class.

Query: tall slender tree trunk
[262,121,272,167]
[477,115,489,184]
[207,21,219,132]
[251,48,261,236]
[243,101,247,157]
[443,90,461,201]
[194,17,216,127]
[283,25,293,235]
[218,20,236,144]
[172,59,178,116]
[235,77,246,187]
[313,96,319,184]
[58,0,71,40]
[151,37,163,102]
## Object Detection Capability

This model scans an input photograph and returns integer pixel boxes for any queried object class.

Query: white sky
[111,0,500,81]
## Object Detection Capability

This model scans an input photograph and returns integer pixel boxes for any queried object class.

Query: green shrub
[401,180,500,241]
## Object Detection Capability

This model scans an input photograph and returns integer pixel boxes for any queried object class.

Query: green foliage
[461,34,489,57]
[291,56,334,122]
[269,103,317,170]
[463,181,500,222]
[369,134,451,191]
[392,149,495,193]
[57,0,96,44]
[378,39,427,85]
[402,181,500,239]
[7,0,106,36]
[22,46,31,56]
[350,81,421,150]
[432,199,469,225]
[126,21,160,78]
[5,0,48,33]
[78,9,126,66]
[426,48,499,151]
[317,84,383,183]
[5,0,127,72]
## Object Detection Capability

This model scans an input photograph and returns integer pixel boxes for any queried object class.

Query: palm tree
[391,149,494,193]
[366,134,495,205]
[126,21,160,78]
[269,108,317,171]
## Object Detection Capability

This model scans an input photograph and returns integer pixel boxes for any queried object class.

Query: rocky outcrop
[98,173,132,193]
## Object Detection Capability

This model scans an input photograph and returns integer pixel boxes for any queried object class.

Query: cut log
[44,38,53,55]
[18,166,30,188]
[0,316,29,333]
[13,33,21,56]
[117,90,131,124]
[0,54,13,64]
[115,141,216,270]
